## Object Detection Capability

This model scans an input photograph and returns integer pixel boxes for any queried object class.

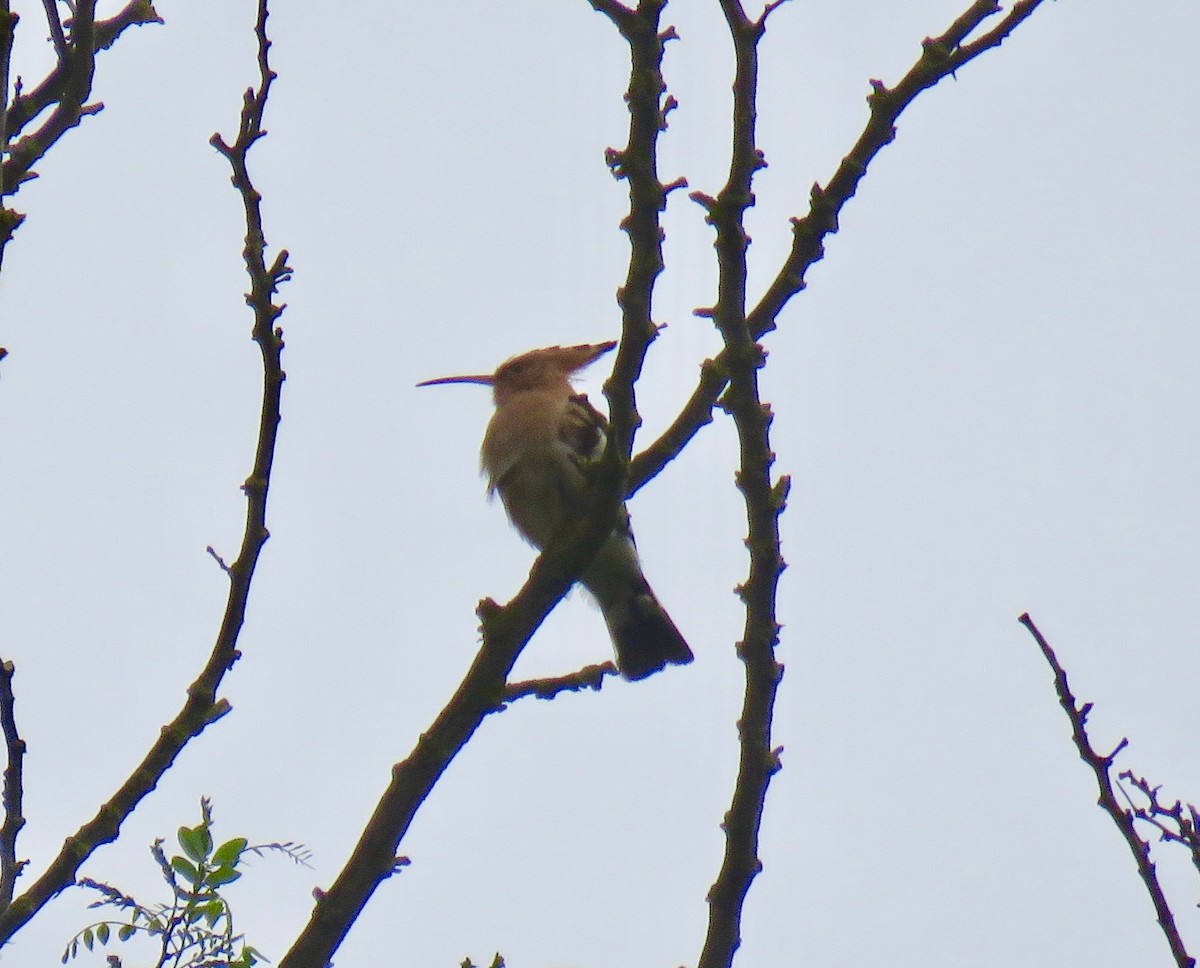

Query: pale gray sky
[1,1,1198,966]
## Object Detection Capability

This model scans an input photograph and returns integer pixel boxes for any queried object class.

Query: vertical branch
[1019,614,1196,968]
[0,0,284,944]
[591,0,682,462]
[40,0,66,60]
[0,660,26,911]
[694,4,787,968]
[209,0,289,577]
[0,0,19,272]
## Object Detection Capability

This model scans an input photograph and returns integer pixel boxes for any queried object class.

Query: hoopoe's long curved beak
[416,374,494,388]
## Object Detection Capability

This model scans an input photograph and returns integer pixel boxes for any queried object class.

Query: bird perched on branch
[418,340,693,680]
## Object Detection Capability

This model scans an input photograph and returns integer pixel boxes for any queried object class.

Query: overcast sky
[1,1,1198,966]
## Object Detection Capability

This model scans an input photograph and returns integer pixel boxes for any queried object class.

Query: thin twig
[0,660,27,911]
[1119,771,1200,883]
[504,662,617,702]
[205,545,233,576]
[0,0,285,942]
[694,4,787,966]
[1019,613,1196,968]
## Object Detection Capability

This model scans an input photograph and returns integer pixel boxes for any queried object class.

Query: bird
[417,340,693,680]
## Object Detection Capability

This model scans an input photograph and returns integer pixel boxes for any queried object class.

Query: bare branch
[3,1,160,147]
[2,0,97,198]
[695,5,787,966]
[1120,771,1200,884]
[0,0,286,941]
[0,660,27,911]
[279,468,628,968]
[630,0,1050,491]
[0,0,162,263]
[41,0,66,60]
[0,2,18,268]
[504,662,618,703]
[1019,613,1196,968]
[592,0,678,463]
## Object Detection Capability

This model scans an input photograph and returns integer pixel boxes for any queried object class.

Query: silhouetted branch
[0,660,27,911]
[630,0,1049,493]
[0,0,162,262]
[0,2,16,271]
[279,467,628,968]
[1120,771,1200,884]
[504,662,618,703]
[592,0,680,462]
[694,5,787,966]
[3,1,160,147]
[0,0,286,943]
[1020,613,1196,968]
[41,0,66,60]
[3,0,96,191]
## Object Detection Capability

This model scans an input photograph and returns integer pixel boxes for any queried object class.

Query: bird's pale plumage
[418,341,692,680]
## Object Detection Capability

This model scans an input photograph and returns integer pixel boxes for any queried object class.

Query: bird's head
[417,340,617,407]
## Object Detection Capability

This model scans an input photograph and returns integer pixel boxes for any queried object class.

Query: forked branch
[630,0,1050,493]
[1020,613,1195,968]
[0,0,287,943]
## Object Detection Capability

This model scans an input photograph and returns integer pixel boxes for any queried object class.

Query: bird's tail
[600,580,694,680]
[582,529,692,680]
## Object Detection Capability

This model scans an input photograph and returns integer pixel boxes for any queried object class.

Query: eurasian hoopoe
[418,341,693,680]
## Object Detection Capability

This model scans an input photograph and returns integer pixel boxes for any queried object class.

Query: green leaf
[96,923,110,945]
[205,865,242,888]
[118,924,136,941]
[212,836,248,868]
[200,899,225,927]
[170,856,202,885]
[82,927,94,951]
[178,825,211,863]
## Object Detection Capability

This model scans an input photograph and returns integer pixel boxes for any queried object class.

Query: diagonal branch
[0,0,286,943]
[0,1,162,264]
[629,0,1049,493]
[2,0,98,194]
[3,0,160,150]
[1019,613,1196,968]
[278,460,628,968]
